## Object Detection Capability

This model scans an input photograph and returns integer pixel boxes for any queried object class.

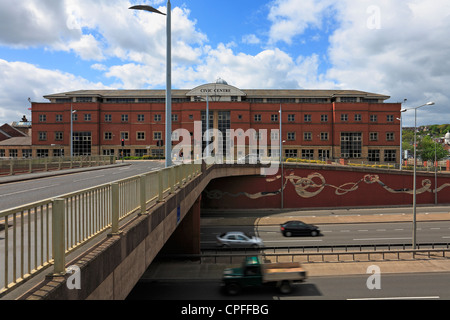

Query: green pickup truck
[221,256,307,295]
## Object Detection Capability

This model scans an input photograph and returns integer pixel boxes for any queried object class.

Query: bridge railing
[0,156,116,176]
[0,161,202,296]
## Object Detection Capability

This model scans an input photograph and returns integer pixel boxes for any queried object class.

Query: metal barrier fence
[0,161,201,295]
[172,248,450,265]
[0,156,116,176]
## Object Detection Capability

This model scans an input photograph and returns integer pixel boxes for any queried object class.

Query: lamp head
[129,5,166,15]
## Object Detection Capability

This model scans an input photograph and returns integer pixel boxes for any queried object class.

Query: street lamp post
[398,99,407,171]
[407,101,435,249]
[70,104,77,158]
[130,2,172,167]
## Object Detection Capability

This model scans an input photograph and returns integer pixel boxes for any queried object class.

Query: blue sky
[0,0,449,128]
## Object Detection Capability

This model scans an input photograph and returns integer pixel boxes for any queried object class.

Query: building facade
[28,80,402,163]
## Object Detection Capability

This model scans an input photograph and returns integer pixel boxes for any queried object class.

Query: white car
[216,231,264,248]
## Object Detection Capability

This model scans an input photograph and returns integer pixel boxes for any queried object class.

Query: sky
[0,0,449,128]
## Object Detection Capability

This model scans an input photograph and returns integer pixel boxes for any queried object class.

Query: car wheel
[279,280,292,294]
[226,282,241,296]
[285,231,292,237]
[311,230,318,237]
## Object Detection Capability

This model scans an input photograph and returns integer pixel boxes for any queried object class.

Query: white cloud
[0,59,108,123]
[242,34,261,45]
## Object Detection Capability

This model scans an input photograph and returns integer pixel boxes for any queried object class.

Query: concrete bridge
[2,161,450,300]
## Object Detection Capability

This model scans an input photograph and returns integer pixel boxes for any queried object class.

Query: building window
[341,114,348,121]
[287,132,296,141]
[9,149,18,158]
[271,131,279,141]
[384,150,397,162]
[304,114,312,122]
[135,149,148,157]
[369,132,378,141]
[271,114,278,122]
[386,132,395,141]
[154,114,162,122]
[137,132,146,140]
[53,149,64,157]
[387,115,394,122]
[120,132,129,141]
[37,149,49,158]
[38,132,47,141]
[22,149,32,158]
[285,149,298,158]
[72,113,78,121]
[76,97,93,103]
[104,132,112,140]
[254,114,262,122]
[172,114,178,122]
[368,150,380,162]
[301,149,314,159]
[121,114,129,122]
[341,97,357,103]
[56,114,63,122]
[320,132,329,141]
[318,149,330,160]
[370,115,378,122]
[105,114,112,122]
[137,114,145,122]
[321,114,328,122]
[55,132,63,141]
[303,132,312,141]
[39,114,46,122]
[84,114,91,121]
[341,132,362,158]
[0,149,5,157]
[288,114,295,122]
[354,114,362,121]
[153,132,162,141]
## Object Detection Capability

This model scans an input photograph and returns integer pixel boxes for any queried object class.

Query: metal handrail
[0,161,202,295]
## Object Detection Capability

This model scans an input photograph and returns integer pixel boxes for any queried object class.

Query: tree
[417,136,448,161]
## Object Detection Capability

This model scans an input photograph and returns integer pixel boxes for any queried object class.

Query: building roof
[0,136,31,146]
[43,87,391,101]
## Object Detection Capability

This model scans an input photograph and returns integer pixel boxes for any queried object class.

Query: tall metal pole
[70,103,73,158]
[279,105,283,209]
[413,108,417,249]
[165,0,172,168]
[435,139,438,205]
[129,3,172,167]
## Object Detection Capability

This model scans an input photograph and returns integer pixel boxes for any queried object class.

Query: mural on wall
[205,172,450,200]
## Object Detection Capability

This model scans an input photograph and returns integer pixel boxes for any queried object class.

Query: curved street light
[129,2,172,167]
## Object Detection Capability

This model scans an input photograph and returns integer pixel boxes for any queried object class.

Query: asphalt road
[127,272,450,300]
[0,161,164,211]
[201,221,450,248]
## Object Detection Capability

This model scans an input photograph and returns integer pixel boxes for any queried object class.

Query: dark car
[280,221,320,237]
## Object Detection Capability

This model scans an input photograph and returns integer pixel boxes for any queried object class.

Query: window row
[38,114,181,123]
[253,114,396,123]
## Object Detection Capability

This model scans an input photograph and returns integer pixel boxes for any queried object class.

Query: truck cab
[222,256,307,295]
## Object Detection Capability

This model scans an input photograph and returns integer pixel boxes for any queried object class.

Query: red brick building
[27,80,401,163]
